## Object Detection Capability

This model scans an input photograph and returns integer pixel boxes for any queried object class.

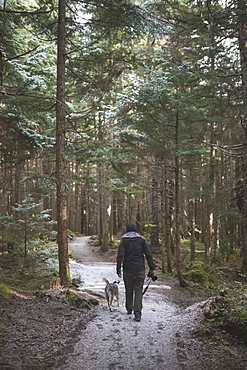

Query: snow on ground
[59,237,188,370]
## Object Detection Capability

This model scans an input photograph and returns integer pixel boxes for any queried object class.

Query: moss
[65,290,91,309]
[0,283,11,296]
[220,294,247,340]
[185,262,209,284]
[199,285,247,343]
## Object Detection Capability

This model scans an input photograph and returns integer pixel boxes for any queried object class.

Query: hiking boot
[134,316,141,322]
[127,309,132,315]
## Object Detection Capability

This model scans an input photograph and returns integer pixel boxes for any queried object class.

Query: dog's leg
[106,293,112,311]
[109,295,113,311]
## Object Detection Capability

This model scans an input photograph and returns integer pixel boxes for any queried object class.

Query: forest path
[57,236,205,370]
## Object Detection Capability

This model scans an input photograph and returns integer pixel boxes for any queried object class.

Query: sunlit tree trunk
[56,0,70,286]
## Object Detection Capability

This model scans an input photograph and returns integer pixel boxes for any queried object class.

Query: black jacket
[116,231,155,275]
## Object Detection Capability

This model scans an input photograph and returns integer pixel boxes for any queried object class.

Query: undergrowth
[0,241,61,291]
[197,284,247,346]
[153,239,247,347]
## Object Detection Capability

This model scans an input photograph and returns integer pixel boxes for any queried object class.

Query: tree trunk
[161,161,172,273]
[101,167,111,252]
[150,158,159,249]
[238,0,247,274]
[122,193,128,230]
[130,192,141,225]
[174,113,187,287]
[56,0,70,286]
[189,198,196,262]
[97,163,103,245]
[74,163,81,232]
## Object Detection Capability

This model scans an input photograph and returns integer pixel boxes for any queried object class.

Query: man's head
[126,223,137,232]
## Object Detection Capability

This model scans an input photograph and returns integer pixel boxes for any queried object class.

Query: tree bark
[150,157,159,249]
[101,166,111,252]
[238,0,247,274]
[189,198,196,262]
[161,160,172,273]
[97,163,103,245]
[174,112,187,287]
[56,0,70,286]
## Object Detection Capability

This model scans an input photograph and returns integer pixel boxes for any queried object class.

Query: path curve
[58,236,205,370]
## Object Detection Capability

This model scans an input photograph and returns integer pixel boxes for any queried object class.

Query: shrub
[202,285,247,343]
[185,262,209,284]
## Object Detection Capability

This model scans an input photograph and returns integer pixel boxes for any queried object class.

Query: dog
[103,278,120,311]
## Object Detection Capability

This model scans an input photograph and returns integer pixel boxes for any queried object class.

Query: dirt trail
[56,236,206,370]
[1,237,245,370]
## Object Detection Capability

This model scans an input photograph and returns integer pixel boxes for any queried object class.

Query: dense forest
[0,0,247,286]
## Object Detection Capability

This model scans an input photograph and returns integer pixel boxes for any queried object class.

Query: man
[116,224,155,322]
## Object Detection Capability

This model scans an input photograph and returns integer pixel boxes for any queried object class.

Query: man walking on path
[116,224,155,322]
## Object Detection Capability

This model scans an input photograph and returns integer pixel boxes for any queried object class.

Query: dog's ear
[113,281,120,284]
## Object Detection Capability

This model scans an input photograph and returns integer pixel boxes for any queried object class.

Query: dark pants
[123,270,145,318]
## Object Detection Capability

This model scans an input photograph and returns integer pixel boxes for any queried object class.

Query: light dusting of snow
[60,236,192,370]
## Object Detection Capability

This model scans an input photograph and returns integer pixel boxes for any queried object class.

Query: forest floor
[0,236,247,369]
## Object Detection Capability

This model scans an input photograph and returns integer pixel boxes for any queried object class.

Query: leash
[142,277,152,296]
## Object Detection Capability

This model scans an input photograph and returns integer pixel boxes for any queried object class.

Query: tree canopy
[1,0,247,283]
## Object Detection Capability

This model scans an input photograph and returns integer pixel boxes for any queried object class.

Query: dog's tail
[103,277,110,287]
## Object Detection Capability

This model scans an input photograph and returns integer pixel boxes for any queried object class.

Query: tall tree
[174,109,187,287]
[237,0,247,274]
[56,0,69,285]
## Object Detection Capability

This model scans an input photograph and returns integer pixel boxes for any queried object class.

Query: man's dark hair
[126,223,137,232]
